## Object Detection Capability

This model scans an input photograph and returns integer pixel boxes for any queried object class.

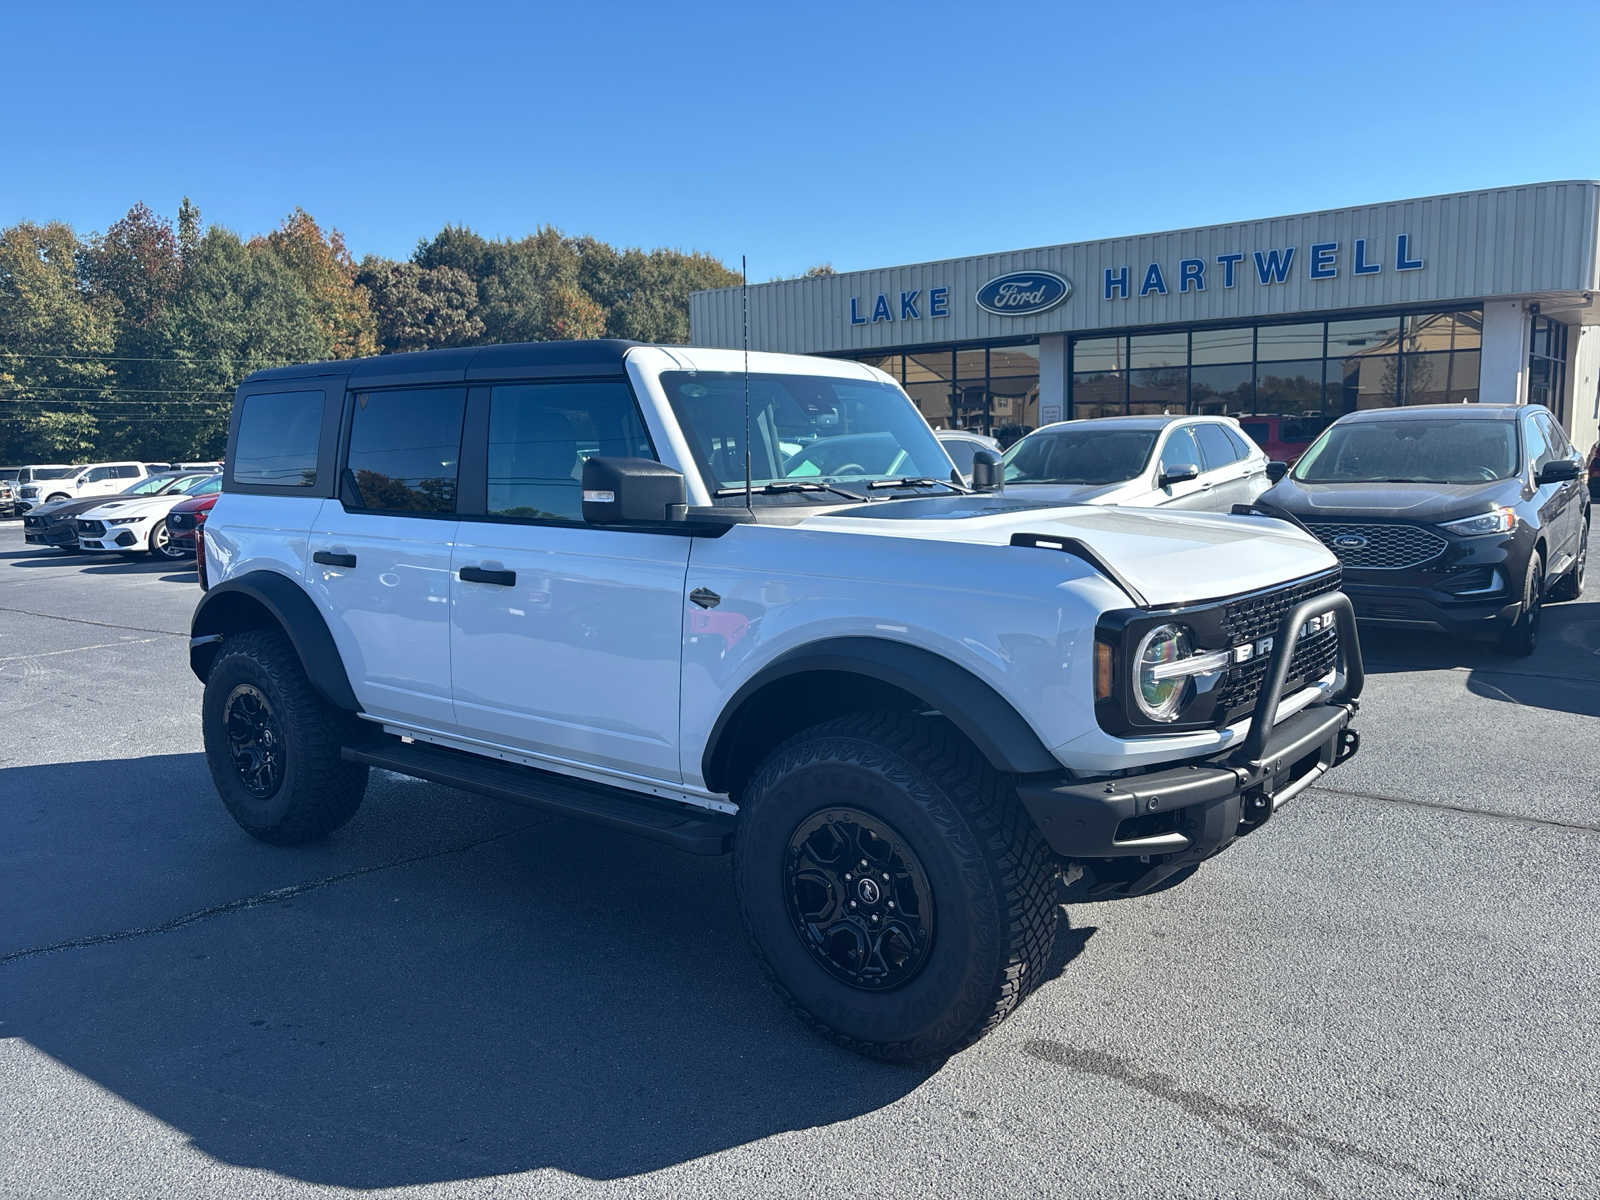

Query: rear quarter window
[233,391,325,487]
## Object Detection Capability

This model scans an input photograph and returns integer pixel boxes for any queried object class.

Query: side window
[942,439,980,475]
[1537,412,1572,458]
[1523,415,1549,473]
[84,467,114,483]
[115,465,141,479]
[1193,423,1240,471]
[486,380,655,521]
[1222,426,1255,458]
[1160,427,1202,475]
[234,391,325,487]
[344,388,466,514]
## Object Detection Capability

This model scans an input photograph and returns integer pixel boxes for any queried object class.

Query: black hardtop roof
[1341,403,1526,424]
[240,339,645,389]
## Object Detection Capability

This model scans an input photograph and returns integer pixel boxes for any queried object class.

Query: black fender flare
[701,636,1059,791]
[189,570,360,712]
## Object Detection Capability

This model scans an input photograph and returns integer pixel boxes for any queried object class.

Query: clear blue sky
[4,0,1598,280]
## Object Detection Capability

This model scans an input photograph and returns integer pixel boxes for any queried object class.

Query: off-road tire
[1549,520,1587,602]
[202,629,368,843]
[733,712,1060,1063]
[1498,550,1543,656]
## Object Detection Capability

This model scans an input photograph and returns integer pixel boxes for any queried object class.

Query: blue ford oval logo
[1332,534,1369,550]
[975,270,1072,317]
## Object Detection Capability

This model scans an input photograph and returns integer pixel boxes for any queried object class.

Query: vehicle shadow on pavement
[2,752,1087,1187]
[1358,600,1600,717]
[79,558,190,576]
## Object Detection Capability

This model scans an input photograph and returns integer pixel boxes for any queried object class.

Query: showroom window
[1068,307,1482,437]
[850,341,1039,445]
[1526,315,1568,421]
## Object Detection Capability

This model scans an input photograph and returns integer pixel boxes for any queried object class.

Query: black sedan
[21,471,211,549]
[1259,403,1588,655]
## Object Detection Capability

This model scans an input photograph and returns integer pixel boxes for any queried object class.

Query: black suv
[1259,403,1588,655]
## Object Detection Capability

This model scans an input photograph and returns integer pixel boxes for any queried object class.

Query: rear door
[449,378,691,783]
[1192,421,1254,510]
[309,386,465,730]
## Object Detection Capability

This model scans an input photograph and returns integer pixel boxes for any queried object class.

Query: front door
[449,378,689,783]
[308,386,467,729]
[1150,424,1212,509]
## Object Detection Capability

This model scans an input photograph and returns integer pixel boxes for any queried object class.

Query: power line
[0,384,235,395]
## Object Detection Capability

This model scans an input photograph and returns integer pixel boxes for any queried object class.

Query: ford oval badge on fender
[975,270,1072,317]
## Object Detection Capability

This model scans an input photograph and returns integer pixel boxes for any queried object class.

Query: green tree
[0,221,115,461]
[355,256,484,352]
[576,239,739,342]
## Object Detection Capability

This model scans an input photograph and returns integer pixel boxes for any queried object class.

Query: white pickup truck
[190,340,1363,1061]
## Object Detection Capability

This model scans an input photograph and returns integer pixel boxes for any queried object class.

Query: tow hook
[1336,727,1361,766]
[1241,789,1272,825]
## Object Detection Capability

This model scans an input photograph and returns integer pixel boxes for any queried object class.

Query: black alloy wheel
[784,807,935,992]
[1501,552,1544,656]
[222,683,286,798]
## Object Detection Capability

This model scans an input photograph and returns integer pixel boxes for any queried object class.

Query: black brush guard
[1017,591,1364,899]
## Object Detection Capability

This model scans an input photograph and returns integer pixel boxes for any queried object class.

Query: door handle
[460,565,516,587]
[313,550,357,568]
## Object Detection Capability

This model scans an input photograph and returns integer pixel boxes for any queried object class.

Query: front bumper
[1018,590,1364,898]
[23,522,79,547]
[1345,582,1518,634]
[78,528,143,551]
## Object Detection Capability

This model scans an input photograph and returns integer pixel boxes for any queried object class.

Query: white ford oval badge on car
[975,270,1072,316]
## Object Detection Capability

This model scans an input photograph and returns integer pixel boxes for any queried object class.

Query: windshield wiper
[866,476,971,494]
[713,481,868,502]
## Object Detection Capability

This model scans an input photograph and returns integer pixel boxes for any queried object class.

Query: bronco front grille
[1304,522,1447,570]
[76,519,106,537]
[1216,570,1344,719]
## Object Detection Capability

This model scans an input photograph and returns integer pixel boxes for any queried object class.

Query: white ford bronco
[191,340,1363,1061]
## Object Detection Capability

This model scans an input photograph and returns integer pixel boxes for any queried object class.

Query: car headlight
[1440,507,1515,537]
[106,516,142,525]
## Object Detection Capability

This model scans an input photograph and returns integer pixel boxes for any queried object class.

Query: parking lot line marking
[0,818,552,966]
[0,604,186,638]
[1315,784,1600,835]
[0,637,162,664]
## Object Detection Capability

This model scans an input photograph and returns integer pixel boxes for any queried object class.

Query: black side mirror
[1536,459,1581,485]
[1266,460,1289,484]
[1158,463,1199,489]
[970,450,1003,492]
[582,457,687,524]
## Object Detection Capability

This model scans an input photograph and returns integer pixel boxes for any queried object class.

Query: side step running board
[342,738,734,855]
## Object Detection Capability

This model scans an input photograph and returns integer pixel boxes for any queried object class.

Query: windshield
[185,475,222,495]
[125,475,180,495]
[660,371,952,501]
[1002,426,1158,485]
[33,466,78,481]
[1292,419,1519,484]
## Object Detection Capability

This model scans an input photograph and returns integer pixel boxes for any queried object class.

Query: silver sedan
[1000,414,1273,512]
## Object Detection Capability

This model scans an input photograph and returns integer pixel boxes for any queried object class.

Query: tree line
[0,200,741,463]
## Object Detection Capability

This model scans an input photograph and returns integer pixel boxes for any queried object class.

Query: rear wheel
[202,629,368,843]
[733,712,1060,1062]
[1549,521,1587,602]
[1499,551,1544,656]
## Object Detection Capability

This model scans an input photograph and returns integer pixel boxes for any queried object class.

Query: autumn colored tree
[258,209,378,360]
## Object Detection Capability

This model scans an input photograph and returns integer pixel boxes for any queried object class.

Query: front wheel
[202,630,368,843]
[46,493,69,503]
[147,519,188,560]
[733,713,1060,1062]
[1499,551,1544,656]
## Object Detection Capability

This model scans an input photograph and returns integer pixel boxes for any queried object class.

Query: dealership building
[690,180,1600,455]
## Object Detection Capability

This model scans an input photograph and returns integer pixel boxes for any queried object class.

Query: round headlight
[1134,623,1194,723]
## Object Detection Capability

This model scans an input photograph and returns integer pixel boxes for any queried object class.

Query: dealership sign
[975,270,1073,316]
[1103,234,1425,300]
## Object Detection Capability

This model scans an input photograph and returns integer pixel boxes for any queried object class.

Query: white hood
[78,493,188,520]
[800,499,1337,606]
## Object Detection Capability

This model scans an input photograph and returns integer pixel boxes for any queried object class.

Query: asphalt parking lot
[2,519,1597,1199]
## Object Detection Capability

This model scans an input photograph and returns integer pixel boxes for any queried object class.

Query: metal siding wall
[690,182,1600,353]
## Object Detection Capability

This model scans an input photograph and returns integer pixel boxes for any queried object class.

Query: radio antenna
[742,254,752,513]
